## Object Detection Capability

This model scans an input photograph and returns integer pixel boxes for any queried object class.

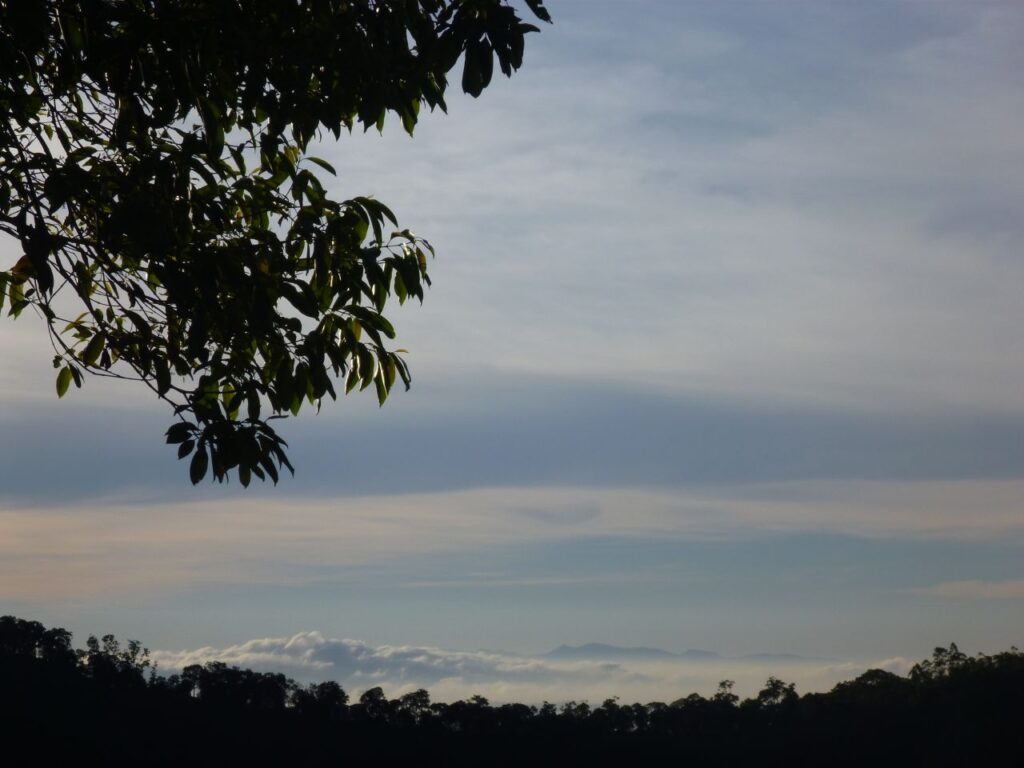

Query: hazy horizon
[144,631,922,705]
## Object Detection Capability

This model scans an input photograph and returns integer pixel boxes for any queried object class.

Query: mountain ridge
[545,643,822,662]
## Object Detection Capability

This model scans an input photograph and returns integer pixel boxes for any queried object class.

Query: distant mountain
[546,643,721,661]
[739,652,824,663]
[544,644,824,663]
[546,643,679,660]
[677,649,721,660]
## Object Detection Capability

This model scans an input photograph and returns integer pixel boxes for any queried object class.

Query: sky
[2,0,1024,702]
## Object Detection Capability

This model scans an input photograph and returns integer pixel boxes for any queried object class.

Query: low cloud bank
[152,633,914,704]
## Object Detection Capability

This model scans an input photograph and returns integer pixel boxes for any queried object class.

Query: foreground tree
[0,0,550,484]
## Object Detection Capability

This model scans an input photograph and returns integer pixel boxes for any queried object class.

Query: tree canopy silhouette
[0,0,551,485]
[3,615,1023,766]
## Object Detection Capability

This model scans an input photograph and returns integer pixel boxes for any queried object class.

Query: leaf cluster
[0,0,549,484]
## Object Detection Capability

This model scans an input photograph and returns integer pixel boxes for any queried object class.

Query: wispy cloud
[4,2,1024,508]
[7,3,1021,416]
[5,370,1024,506]
[3,479,1023,602]
[287,1,1024,415]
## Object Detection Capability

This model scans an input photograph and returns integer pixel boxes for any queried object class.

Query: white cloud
[151,630,914,704]
[817,656,915,680]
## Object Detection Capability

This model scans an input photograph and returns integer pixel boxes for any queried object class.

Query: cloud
[6,2,1019,420]
[279,0,1024,419]
[912,580,1024,600]
[153,633,616,688]
[5,371,1024,506]
[818,656,915,679]
[150,630,914,704]
[3,478,1023,602]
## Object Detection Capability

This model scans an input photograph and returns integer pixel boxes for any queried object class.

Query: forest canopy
[0,0,551,485]
[2,616,1022,766]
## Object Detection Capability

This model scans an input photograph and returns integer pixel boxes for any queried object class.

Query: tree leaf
[525,0,553,23]
[189,445,209,485]
[80,333,104,367]
[166,422,194,444]
[56,366,72,398]
[306,156,337,176]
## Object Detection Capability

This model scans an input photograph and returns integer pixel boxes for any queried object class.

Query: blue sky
[2,1,1024,701]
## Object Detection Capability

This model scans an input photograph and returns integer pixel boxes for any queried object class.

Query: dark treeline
[2,616,1022,766]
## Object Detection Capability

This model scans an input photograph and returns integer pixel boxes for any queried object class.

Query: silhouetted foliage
[0,0,550,485]
[2,616,1022,765]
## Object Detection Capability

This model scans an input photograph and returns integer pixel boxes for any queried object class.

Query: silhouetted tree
[3,615,1024,766]
[293,680,349,721]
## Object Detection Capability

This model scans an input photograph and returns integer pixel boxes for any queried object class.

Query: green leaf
[525,0,553,23]
[81,333,104,367]
[198,97,225,160]
[259,450,279,484]
[8,280,24,318]
[359,347,376,390]
[401,106,416,135]
[56,366,72,398]
[394,271,408,304]
[155,359,171,396]
[463,39,493,97]
[189,445,209,485]
[306,156,337,176]
[385,356,397,390]
[166,422,194,444]
[462,45,483,97]
[345,367,360,394]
